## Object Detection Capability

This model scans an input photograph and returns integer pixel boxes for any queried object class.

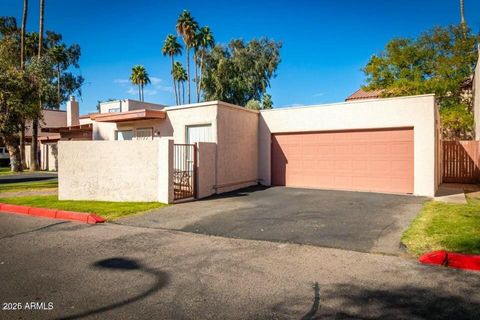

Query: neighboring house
[345,88,383,101]
[59,94,441,203]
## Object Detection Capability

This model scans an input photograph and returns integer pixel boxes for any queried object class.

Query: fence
[443,141,480,184]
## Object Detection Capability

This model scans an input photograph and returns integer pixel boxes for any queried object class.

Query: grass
[401,195,480,256]
[0,167,13,175]
[0,167,55,176]
[0,195,167,220]
[0,180,58,193]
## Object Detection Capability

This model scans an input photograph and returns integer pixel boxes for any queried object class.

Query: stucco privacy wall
[216,103,259,193]
[197,142,217,198]
[474,51,480,138]
[58,139,173,202]
[259,94,439,197]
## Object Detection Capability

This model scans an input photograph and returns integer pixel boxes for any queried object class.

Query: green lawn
[0,180,58,192]
[0,195,167,220]
[401,196,480,256]
[0,167,12,175]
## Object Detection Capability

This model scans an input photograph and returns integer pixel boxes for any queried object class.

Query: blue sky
[2,0,480,114]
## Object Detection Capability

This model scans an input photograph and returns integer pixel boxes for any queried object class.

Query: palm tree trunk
[171,56,178,105]
[186,47,191,103]
[177,81,181,104]
[20,0,28,70]
[19,0,28,169]
[141,84,144,102]
[31,0,44,171]
[57,65,61,108]
[198,50,205,102]
[460,0,466,25]
[138,85,141,101]
[182,81,185,105]
[194,50,199,103]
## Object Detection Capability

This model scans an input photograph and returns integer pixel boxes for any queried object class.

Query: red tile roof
[345,89,383,101]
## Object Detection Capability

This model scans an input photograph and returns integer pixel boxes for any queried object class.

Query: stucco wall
[259,94,438,197]
[215,103,259,193]
[58,139,173,202]
[197,142,217,199]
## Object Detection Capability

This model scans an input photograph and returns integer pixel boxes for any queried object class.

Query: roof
[90,109,166,123]
[41,123,93,133]
[79,112,99,119]
[345,89,383,101]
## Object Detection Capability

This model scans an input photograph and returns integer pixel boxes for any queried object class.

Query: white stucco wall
[259,94,438,197]
[58,139,173,202]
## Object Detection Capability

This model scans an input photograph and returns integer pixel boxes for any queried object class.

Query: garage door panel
[271,128,414,194]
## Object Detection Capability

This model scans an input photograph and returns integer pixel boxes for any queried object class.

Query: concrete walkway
[435,183,480,204]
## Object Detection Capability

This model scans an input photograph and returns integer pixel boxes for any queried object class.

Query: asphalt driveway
[119,186,427,254]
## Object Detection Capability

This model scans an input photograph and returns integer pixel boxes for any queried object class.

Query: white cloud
[115,76,173,98]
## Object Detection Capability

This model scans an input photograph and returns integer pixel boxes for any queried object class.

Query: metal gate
[173,144,196,201]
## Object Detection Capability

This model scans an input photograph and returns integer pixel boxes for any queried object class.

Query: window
[115,130,133,141]
[135,128,153,140]
[108,107,121,113]
[186,124,213,144]
[0,147,4,154]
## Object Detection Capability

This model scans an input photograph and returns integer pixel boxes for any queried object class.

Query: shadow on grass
[57,257,169,320]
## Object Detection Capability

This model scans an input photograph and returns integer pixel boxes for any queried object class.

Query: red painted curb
[0,203,105,224]
[419,250,480,272]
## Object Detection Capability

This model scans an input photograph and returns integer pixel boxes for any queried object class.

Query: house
[58,93,441,203]
[345,88,383,101]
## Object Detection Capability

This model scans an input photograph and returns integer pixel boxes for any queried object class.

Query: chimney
[66,96,79,127]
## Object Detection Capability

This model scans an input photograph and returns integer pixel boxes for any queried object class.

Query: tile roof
[345,89,383,101]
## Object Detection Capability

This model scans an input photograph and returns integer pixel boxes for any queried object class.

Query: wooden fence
[443,141,480,184]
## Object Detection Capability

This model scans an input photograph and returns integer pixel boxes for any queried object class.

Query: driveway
[0,171,57,184]
[119,186,427,254]
[1,213,479,319]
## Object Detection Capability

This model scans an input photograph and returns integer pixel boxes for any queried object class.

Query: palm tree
[195,26,214,102]
[460,0,466,25]
[162,34,182,105]
[176,10,198,104]
[19,0,28,169]
[173,62,187,104]
[130,65,151,102]
[31,0,45,171]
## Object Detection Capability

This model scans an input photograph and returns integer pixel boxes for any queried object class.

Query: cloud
[115,77,173,98]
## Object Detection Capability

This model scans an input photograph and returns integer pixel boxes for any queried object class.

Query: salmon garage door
[271,128,414,194]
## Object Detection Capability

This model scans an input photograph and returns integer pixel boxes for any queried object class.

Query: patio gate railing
[173,144,196,201]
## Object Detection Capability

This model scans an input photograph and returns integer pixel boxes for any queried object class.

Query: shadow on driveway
[118,186,427,254]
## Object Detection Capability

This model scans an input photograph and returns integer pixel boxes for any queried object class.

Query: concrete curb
[0,203,105,224]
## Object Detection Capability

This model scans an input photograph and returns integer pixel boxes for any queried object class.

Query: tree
[176,10,198,104]
[45,31,83,109]
[162,34,182,105]
[363,24,479,139]
[245,99,261,110]
[262,93,273,109]
[173,62,187,104]
[0,35,41,171]
[130,65,151,102]
[202,38,282,106]
[194,26,214,102]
